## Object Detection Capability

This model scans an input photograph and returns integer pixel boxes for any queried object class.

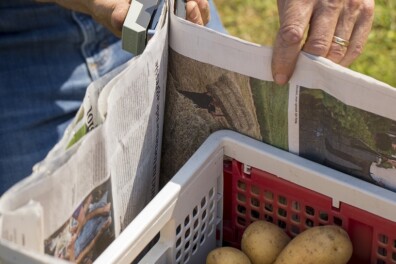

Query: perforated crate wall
[222,159,396,264]
[174,187,219,264]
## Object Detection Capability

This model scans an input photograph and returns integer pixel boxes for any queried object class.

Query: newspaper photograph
[44,180,114,263]
[298,87,396,189]
[0,1,169,263]
[162,10,396,191]
[1,0,395,262]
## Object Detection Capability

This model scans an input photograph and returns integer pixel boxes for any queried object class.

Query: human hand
[186,0,210,26]
[272,0,375,85]
[36,0,210,37]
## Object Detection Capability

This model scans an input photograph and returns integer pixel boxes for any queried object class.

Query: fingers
[109,2,131,37]
[186,0,210,25]
[326,0,361,63]
[87,0,131,37]
[272,0,375,85]
[339,0,374,66]
[272,0,313,85]
[276,0,285,19]
[303,0,343,57]
[186,1,203,25]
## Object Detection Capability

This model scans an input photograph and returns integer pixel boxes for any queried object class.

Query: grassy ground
[213,0,396,87]
[250,79,289,150]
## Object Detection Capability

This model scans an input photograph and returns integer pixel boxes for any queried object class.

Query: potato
[241,220,291,264]
[274,225,353,264]
[206,247,251,264]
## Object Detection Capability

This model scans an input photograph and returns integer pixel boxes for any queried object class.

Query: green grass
[250,79,289,150]
[213,0,396,87]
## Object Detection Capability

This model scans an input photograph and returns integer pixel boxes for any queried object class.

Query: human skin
[35,0,210,36]
[272,0,375,85]
[36,0,374,86]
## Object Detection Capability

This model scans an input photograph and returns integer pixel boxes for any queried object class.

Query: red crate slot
[222,159,396,264]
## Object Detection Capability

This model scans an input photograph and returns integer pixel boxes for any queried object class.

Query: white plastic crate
[95,130,396,264]
[2,130,396,263]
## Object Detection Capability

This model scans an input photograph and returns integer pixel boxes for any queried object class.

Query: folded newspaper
[1,0,396,263]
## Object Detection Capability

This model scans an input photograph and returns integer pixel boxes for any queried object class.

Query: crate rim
[96,130,396,264]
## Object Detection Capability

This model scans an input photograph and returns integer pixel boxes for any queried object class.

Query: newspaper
[160,5,396,190]
[0,1,168,263]
[1,0,396,263]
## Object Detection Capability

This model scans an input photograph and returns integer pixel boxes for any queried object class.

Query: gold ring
[332,36,350,47]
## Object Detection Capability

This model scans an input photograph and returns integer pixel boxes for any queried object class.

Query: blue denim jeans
[0,0,226,195]
[0,1,133,195]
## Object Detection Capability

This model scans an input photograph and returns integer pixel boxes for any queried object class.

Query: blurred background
[213,0,396,87]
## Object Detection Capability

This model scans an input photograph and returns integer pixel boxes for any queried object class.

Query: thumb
[272,1,312,85]
[110,2,131,36]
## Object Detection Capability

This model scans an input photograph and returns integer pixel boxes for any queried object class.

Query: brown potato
[241,220,291,264]
[206,247,251,264]
[274,225,353,264]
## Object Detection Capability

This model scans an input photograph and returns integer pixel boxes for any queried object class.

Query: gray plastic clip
[122,0,161,55]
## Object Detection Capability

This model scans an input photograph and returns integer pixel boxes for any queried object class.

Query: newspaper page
[1,1,396,263]
[0,1,168,263]
[161,7,396,193]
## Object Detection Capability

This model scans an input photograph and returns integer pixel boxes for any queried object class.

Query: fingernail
[274,74,288,85]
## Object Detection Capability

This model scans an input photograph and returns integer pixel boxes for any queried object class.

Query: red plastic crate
[222,159,396,264]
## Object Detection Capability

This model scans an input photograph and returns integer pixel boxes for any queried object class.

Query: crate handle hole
[378,234,388,244]
[291,225,300,236]
[264,203,273,213]
[192,243,198,254]
[201,197,206,208]
[278,208,287,218]
[278,219,286,229]
[251,197,260,207]
[251,185,260,195]
[264,191,273,201]
[377,247,387,257]
[319,212,329,222]
[184,241,190,250]
[185,228,191,239]
[333,216,343,226]
[264,215,273,223]
[209,188,214,198]
[200,234,205,245]
[237,204,246,215]
[176,250,181,261]
[291,213,300,223]
[237,216,246,226]
[176,224,181,236]
[184,215,190,226]
[278,195,287,206]
[183,252,190,263]
[292,201,300,211]
[237,180,247,191]
[202,209,207,220]
[305,218,314,228]
[251,209,260,219]
[238,193,246,203]
[305,206,315,216]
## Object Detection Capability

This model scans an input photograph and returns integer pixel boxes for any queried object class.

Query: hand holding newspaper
[1,0,395,263]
